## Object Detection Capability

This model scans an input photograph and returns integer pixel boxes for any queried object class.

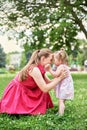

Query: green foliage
[0,44,6,67]
[20,52,27,68]
[7,13,18,21]
[0,73,15,97]
[0,73,87,129]
[79,40,87,60]
[0,0,87,54]
[76,39,87,65]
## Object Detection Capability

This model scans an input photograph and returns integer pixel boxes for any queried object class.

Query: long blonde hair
[19,48,52,81]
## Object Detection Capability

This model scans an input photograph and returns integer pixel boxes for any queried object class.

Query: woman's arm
[44,72,53,83]
[29,67,67,93]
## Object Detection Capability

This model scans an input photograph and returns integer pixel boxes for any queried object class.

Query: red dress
[0,64,54,115]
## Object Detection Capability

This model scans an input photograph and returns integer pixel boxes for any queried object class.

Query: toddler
[48,48,74,115]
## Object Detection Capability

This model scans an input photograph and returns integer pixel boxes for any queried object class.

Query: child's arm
[50,67,62,77]
[45,64,62,78]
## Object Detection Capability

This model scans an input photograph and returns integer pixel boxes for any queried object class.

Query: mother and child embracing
[0,48,74,116]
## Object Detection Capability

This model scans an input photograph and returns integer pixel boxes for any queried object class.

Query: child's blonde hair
[55,48,68,65]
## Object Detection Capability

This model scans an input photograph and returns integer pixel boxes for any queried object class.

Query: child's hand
[45,64,51,71]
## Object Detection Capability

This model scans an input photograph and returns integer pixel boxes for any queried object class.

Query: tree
[0,44,6,67]
[0,0,87,54]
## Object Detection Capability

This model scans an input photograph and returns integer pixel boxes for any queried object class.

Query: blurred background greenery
[0,0,87,71]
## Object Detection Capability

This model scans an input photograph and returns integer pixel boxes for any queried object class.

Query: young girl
[47,48,74,115]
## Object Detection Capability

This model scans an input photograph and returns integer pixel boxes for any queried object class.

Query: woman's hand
[58,69,68,81]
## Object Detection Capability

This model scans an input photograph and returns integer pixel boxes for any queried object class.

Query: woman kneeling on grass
[0,48,67,115]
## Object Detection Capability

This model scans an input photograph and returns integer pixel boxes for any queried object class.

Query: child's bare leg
[58,99,65,115]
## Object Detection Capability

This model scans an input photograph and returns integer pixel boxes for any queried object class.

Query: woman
[0,48,67,115]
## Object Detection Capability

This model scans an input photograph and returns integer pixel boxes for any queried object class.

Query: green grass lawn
[0,73,87,130]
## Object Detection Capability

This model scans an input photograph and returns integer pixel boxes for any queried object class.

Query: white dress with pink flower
[55,64,74,100]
